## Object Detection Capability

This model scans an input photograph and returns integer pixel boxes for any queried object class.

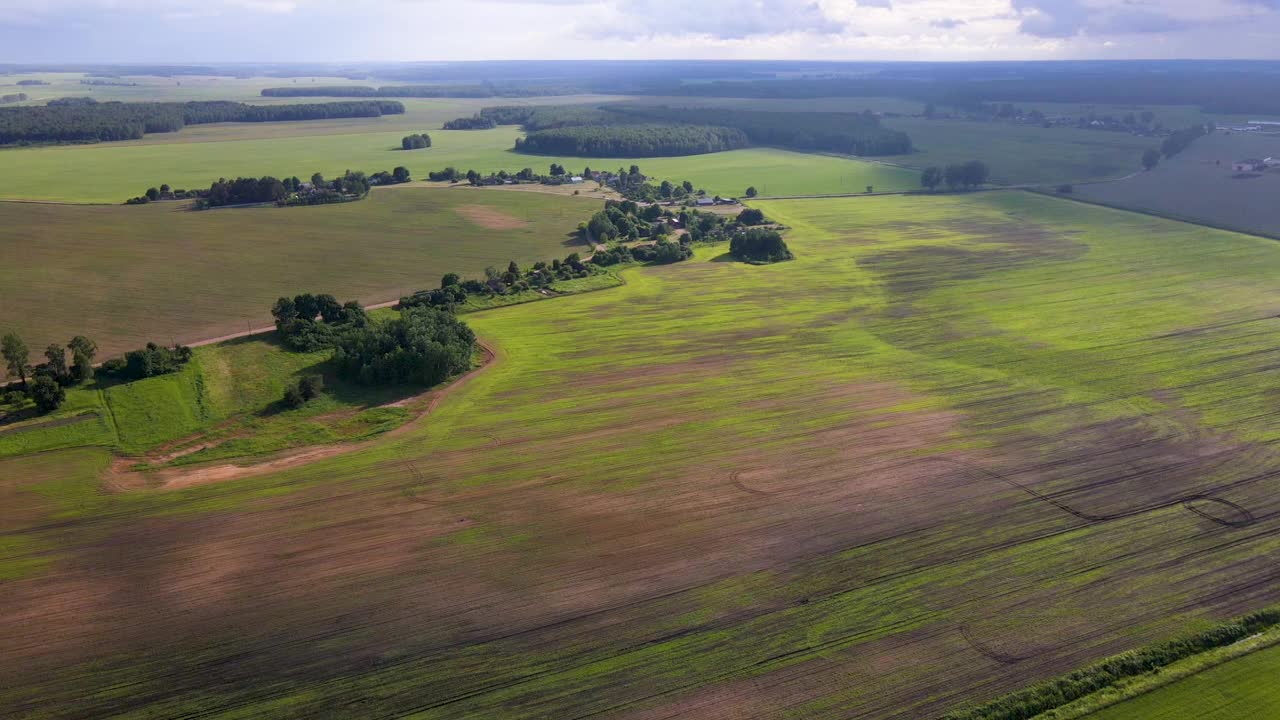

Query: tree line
[0,99,405,145]
[442,116,496,130]
[401,253,596,310]
[2,332,192,414]
[919,161,991,191]
[0,93,27,105]
[261,84,572,99]
[516,123,750,158]
[127,167,411,207]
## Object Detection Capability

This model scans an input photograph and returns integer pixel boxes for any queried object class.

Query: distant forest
[500,103,912,157]
[516,124,750,157]
[0,99,404,145]
[261,84,574,98]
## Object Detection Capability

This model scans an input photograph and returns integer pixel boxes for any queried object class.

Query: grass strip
[941,605,1280,720]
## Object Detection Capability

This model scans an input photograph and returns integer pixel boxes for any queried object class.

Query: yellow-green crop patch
[6,192,1280,719]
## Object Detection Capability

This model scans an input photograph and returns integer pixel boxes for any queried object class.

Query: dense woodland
[489,102,912,157]
[0,99,404,145]
[516,123,749,157]
[611,105,913,156]
[333,307,476,387]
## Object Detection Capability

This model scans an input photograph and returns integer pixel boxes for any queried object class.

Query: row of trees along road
[920,160,991,191]
[2,334,98,412]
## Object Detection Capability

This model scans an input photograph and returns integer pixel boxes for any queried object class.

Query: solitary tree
[311,172,325,188]
[1142,148,1161,171]
[682,180,694,193]
[441,272,460,288]
[1,332,29,387]
[44,344,68,383]
[392,166,411,183]
[745,186,758,198]
[145,187,160,201]
[30,375,65,413]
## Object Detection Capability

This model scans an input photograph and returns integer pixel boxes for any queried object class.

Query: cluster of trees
[400,133,432,150]
[283,375,324,409]
[919,161,991,191]
[0,99,405,145]
[156,168,405,209]
[584,199,665,243]
[516,123,749,158]
[610,105,913,156]
[0,93,27,105]
[332,307,475,388]
[101,343,193,381]
[442,115,496,130]
[729,229,792,264]
[271,293,370,352]
[16,80,48,86]
[1,334,98,412]
[591,238,693,266]
[401,253,595,310]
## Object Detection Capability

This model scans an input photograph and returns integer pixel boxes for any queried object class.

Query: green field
[1074,130,1280,237]
[6,192,1280,717]
[0,186,595,366]
[1085,643,1280,719]
[879,116,1156,184]
[0,121,915,202]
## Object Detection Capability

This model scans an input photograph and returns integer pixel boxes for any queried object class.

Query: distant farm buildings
[1232,159,1266,172]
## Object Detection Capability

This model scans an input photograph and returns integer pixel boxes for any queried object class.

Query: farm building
[1232,159,1265,172]
[695,197,715,206]
[569,176,584,184]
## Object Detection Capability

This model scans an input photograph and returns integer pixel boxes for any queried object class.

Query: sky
[2,0,1280,63]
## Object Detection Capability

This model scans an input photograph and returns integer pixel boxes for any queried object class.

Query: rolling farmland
[1073,130,1280,238]
[5,192,1280,717]
[0,186,594,365]
[0,124,915,203]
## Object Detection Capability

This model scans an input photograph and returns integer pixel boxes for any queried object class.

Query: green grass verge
[942,607,1280,720]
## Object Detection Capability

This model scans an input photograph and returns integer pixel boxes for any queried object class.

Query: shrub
[283,385,306,409]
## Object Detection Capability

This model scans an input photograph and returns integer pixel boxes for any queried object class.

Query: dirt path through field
[104,341,497,492]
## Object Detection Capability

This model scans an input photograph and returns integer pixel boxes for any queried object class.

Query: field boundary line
[1024,187,1280,242]
[1030,625,1280,719]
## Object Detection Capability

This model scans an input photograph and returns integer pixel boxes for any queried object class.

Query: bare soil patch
[455,204,529,230]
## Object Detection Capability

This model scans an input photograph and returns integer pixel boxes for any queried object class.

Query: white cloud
[0,0,1279,61]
